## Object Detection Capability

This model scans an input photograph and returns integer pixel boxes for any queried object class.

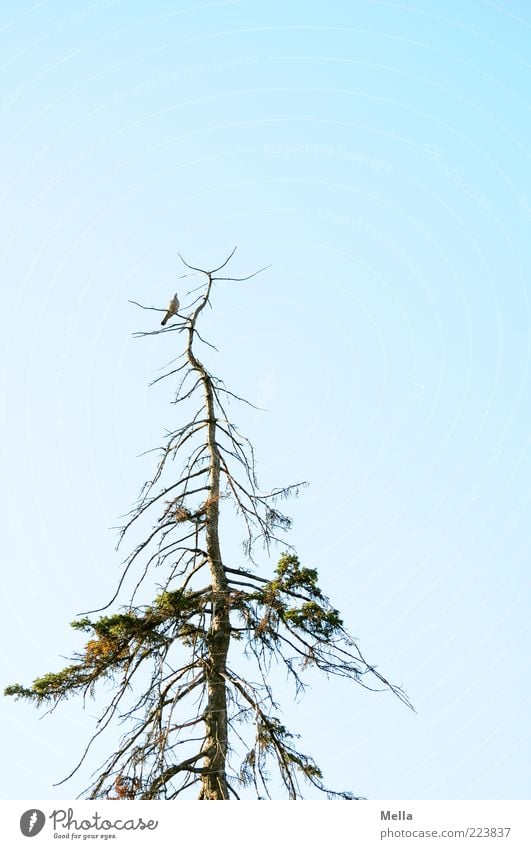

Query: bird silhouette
[161,293,180,326]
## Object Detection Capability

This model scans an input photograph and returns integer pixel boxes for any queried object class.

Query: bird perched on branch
[161,293,180,326]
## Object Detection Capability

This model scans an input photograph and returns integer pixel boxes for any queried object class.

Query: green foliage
[249,552,343,642]
[284,601,342,639]
[5,589,209,705]
[276,552,323,596]
[5,664,97,704]
[4,684,38,700]
[153,588,197,614]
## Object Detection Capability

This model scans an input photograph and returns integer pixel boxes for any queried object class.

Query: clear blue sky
[1,0,530,800]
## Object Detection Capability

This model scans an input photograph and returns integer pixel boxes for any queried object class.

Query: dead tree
[5,249,413,800]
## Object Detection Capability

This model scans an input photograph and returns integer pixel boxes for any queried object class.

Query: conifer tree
[6,250,412,800]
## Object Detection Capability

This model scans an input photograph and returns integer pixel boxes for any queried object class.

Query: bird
[161,293,180,326]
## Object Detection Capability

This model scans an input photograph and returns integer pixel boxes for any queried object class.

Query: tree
[5,249,412,800]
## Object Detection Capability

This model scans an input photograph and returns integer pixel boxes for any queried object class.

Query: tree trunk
[189,338,230,799]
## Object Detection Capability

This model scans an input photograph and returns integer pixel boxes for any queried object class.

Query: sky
[1,0,530,801]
